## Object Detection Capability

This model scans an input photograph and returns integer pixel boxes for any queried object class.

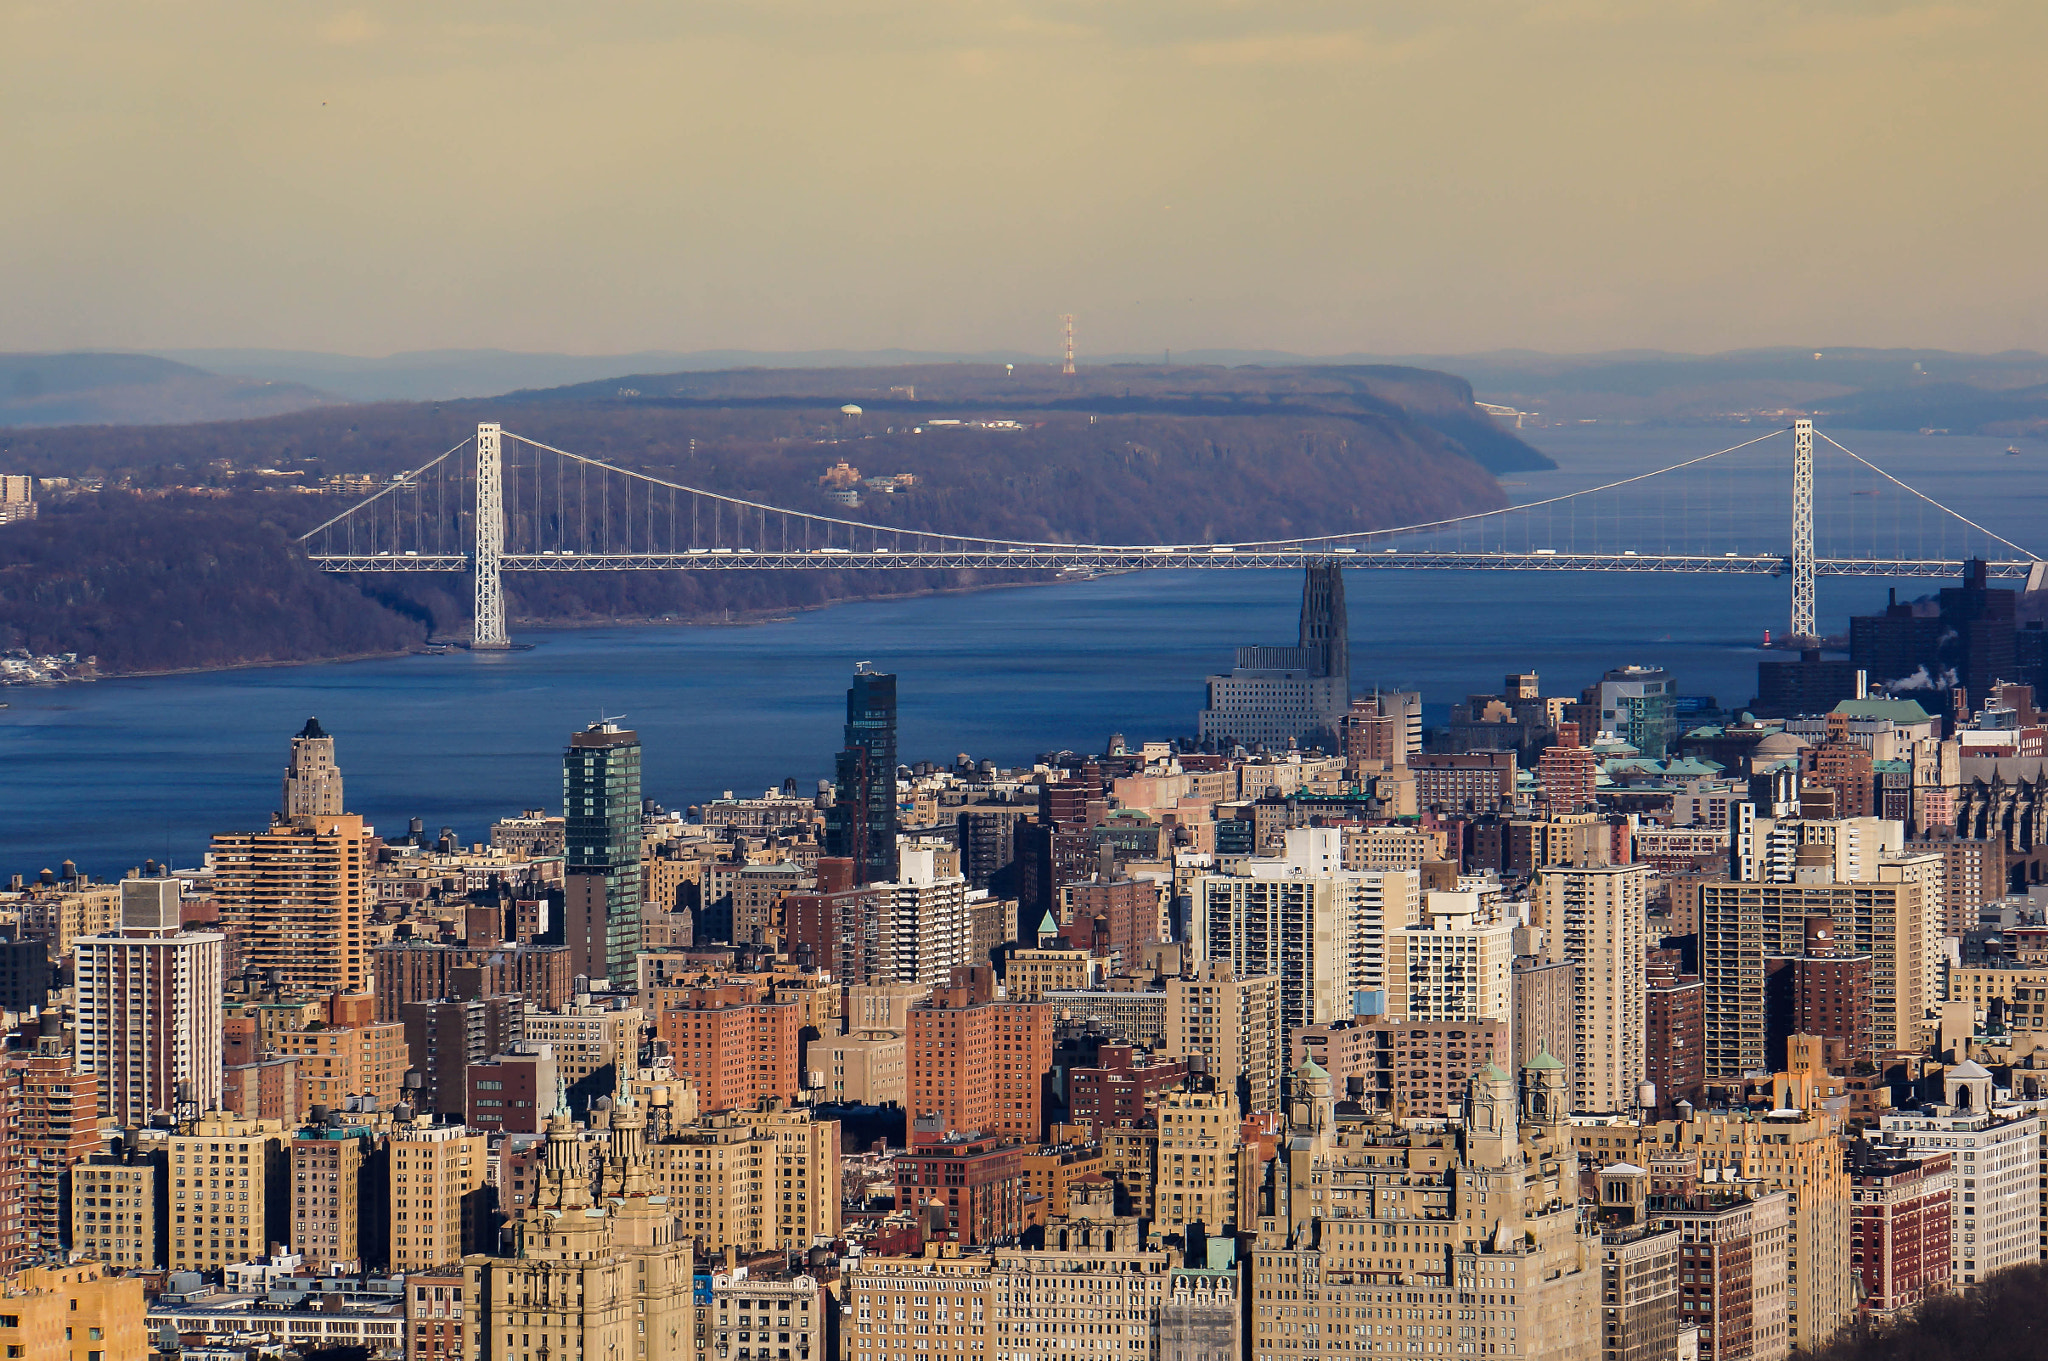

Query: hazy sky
[6,1,2045,357]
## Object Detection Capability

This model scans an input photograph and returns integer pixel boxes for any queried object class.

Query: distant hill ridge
[0,352,336,428]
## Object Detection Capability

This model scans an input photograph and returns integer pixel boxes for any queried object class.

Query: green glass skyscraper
[563,720,642,986]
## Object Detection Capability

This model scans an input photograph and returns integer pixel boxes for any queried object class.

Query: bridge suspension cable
[294,420,2043,648]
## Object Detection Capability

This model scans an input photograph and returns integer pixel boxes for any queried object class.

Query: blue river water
[2,426,2040,879]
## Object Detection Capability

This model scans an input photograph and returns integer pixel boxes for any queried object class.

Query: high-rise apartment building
[1598,665,1676,759]
[281,716,345,819]
[827,665,899,884]
[1538,743,1599,815]
[1763,915,1875,1070]
[167,1112,287,1269]
[1906,836,2006,935]
[1192,828,1420,1033]
[212,813,371,997]
[1512,943,1575,1093]
[643,1099,840,1253]
[388,1119,487,1273]
[72,1138,166,1270]
[906,967,1053,1143]
[652,986,802,1112]
[1533,863,1649,1114]
[17,1015,99,1261]
[1701,860,1937,1079]
[481,1096,696,1361]
[75,879,225,1125]
[521,1001,643,1107]
[1575,1068,1853,1352]
[1878,1063,2039,1288]
[1163,960,1284,1117]
[563,720,643,986]
[1385,889,1513,1025]
[1644,948,1704,1115]
[1153,1085,1241,1237]
[879,844,973,986]
[1251,1058,1600,1359]
[292,1105,394,1273]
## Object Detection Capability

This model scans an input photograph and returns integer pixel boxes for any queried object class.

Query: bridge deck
[305,551,2035,577]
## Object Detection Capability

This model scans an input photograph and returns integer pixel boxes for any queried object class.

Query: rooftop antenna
[1060,314,1076,376]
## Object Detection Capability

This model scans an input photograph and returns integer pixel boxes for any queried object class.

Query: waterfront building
[1197,562,1350,749]
[75,878,225,1125]
[827,665,900,884]
[563,719,643,987]
[281,715,345,819]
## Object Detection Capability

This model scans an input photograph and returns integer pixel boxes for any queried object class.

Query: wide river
[3,427,2040,879]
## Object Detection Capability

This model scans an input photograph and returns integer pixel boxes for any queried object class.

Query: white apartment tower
[1878,1063,2041,1288]
[75,879,225,1125]
[1192,828,1420,1032]
[1386,890,1515,1025]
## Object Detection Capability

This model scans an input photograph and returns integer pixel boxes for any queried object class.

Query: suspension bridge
[299,420,2042,649]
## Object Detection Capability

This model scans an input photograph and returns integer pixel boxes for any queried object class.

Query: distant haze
[5,2,2046,356]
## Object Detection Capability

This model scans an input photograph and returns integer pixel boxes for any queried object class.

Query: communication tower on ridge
[1060,314,1076,375]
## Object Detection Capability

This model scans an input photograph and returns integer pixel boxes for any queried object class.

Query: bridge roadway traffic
[305,549,2036,578]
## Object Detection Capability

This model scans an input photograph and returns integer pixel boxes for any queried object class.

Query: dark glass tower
[828,666,898,884]
[563,720,642,985]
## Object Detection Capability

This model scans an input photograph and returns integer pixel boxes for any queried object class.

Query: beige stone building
[1006,947,1099,1001]
[1385,890,1514,1025]
[168,1112,287,1270]
[71,1141,164,1270]
[1700,857,1939,1078]
[1162,961,1284,1116]
[642,1099,839,1255]
[522,1002,644,1098]
[1154,1086,1239,1236]
[1534,864,1648,1114]
[1249,1056,1600,1361]
[813,1030,905,1106]
[388,1120,486,1273]
[475,1088,696,1361]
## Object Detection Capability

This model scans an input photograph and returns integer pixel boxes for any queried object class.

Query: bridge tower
[473,422,509,649]
[1790,418,1815,641]
[1060,314,1076,376]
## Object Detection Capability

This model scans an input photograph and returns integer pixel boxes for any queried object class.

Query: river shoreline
[33,571,1087,686]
